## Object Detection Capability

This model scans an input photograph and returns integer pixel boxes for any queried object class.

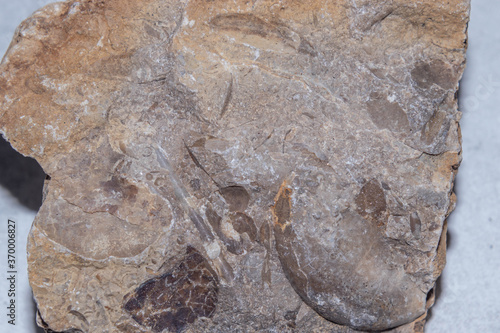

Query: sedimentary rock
[0,0,469,332]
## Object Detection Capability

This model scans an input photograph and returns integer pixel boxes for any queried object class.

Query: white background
[0,1,498,332]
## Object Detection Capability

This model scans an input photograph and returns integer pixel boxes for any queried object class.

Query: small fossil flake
[0,0,469,332]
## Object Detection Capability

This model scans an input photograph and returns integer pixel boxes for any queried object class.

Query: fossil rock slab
[0,0,469,332]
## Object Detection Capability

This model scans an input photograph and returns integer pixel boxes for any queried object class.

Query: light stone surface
[0,0,470,332]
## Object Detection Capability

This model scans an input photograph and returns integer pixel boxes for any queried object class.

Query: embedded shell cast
[0,0,469,332]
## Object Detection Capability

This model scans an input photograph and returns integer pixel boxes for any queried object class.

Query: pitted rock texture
[0,0,469,332]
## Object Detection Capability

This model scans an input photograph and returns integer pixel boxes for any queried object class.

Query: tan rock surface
[0,0,469,332]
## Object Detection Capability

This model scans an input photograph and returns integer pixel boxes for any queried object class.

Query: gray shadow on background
[0,135,45,211]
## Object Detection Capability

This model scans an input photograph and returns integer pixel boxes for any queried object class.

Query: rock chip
[0,0,469,332]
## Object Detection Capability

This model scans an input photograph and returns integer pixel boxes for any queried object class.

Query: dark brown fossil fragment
[219,185,251,212]
[206,206,244,255]
[123,246,218,333]
[230,212,258,243]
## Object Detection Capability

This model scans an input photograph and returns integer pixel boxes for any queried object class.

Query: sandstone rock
[0,0,469,332]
